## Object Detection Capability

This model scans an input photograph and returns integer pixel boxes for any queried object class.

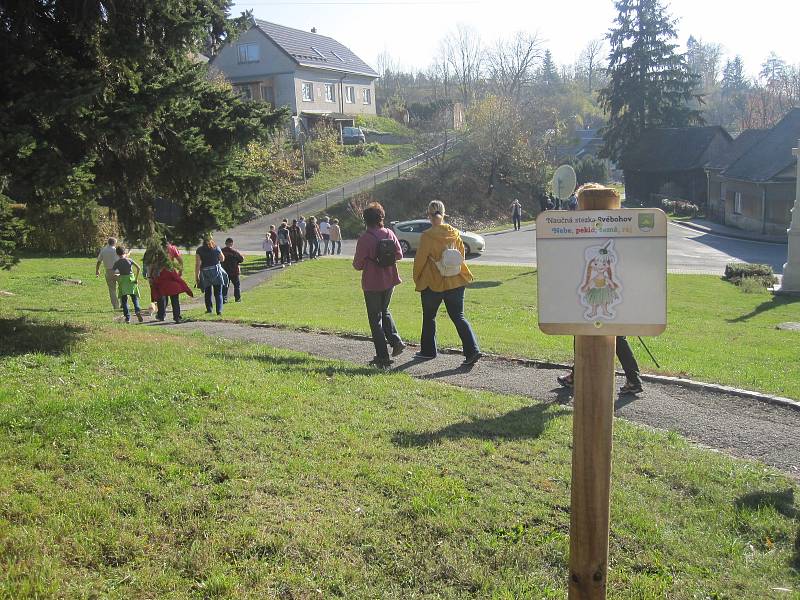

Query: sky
[229,0,799,78]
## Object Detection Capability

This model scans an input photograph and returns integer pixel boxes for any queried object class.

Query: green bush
[738,278,769,294]
[24,204,119,256]
[347,142,385,158]
[723,263,778,288]
[662,199,700,217]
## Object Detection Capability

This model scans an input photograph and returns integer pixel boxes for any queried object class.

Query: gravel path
[157,318,800,479]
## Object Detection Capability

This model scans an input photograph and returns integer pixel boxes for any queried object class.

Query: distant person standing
[568,192,579,211]
[297,215,307,257]
[262,233,275,267]
[319,216,331,255]
[306,216,321,259]
[221,237,244,303]
[95,237,120,310]
[195,235,229,316]
[329,218,342,255]
[289,219,303,262]
[511,199,523,231]
[352,202,405,368]
[268,225,279,264]
[277,223,292,267]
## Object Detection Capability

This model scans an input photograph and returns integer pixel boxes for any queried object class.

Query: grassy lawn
[355,114,414,137]
[214,259,800,400]
[302,144,416,198]
[0,318,798,597]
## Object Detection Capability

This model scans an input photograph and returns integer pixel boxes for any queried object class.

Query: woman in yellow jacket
[412,201,482,366]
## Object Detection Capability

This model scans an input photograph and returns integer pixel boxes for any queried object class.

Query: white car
[390,219,486,256]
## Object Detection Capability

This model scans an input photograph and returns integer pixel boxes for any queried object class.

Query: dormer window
[237,43,259,64]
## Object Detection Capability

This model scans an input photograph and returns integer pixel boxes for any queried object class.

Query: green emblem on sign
[638,213,655,232]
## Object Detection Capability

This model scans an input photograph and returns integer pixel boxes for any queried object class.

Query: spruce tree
[598,0,703,162]
[0,0,287,252]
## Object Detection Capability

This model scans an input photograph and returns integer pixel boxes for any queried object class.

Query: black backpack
[369,230,397,267]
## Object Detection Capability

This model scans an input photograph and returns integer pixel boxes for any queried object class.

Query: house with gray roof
[711,108,800,236]
[209,19,378,133]
[620,126,732,206]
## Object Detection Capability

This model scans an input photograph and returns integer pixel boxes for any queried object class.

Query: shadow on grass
[392,402,569,447]
[734,488,800,571]
[0,317,87,356]
[215,350,378,377]
[468,281,502,289]
[18,306,110,315]
[726,295,800,323]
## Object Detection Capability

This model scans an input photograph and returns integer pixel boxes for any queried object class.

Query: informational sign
[536,209,667,336]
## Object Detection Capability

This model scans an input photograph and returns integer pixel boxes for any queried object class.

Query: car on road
[342,126,366,145]
[390,219,486,256]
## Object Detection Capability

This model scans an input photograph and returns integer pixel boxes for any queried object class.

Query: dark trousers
[364,288,402,361]
[331,240,342,254]
[120,294,141,321]
[223,275,240,302]
[156,295,181,321]
[309,238,320,259]
[569,336,641,384]
[265,251,273,266]
[512,214,521,230]
[291,243,301,261]
[420,286,479,358]
[280,243,291,264]
[204,285,223,314]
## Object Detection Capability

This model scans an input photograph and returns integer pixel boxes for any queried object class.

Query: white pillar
[778,140,800,293]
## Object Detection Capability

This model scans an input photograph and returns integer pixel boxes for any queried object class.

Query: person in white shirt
[318,216,331,255]
[95,237,120,310]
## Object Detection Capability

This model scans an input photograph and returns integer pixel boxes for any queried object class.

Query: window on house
[302,82,314,102]
[234,85,252,100]
[324,83,335,102]
[362,88,372,105]
[311,46,326,60]
[733,191,742,215]
[237,43,259,64]
[345,86,355,104]
[331,50,345,62]
[260,85,274,106]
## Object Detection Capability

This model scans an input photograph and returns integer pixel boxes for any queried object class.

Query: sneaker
[174,317,182,324]
[206,310,212,314]
[235,298,242,302]
[124,318,130,324]
[463,352,483,366]
[557,373,574,388]
[136,312,143,323]
[391,342,406,357]
[413,352,436,360]
[619,380,644,394]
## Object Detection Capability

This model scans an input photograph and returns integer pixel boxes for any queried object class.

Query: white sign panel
[536,209,667,336]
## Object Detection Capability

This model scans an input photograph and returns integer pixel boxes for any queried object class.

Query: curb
[246,322,800,412]
[674,220,788,245]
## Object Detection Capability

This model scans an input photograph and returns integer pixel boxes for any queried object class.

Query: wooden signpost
[535,186,667,599]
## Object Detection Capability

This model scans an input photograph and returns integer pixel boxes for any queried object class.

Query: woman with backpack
[352,202,405,369]
[412,200,481,366]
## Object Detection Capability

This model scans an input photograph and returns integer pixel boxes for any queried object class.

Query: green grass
[355,114,414,137]
[215,259,800,400]
[302,144,416,198]
[477,220,536,234]
[0,321,798,598]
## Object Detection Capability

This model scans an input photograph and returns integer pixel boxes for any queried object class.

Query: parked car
[390,219,486,256]
[342,126,366,145]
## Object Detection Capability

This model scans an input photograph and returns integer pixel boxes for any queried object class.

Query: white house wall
[210,27,296,79]
[293,68,376,117]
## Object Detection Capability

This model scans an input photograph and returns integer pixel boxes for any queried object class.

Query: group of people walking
[96,234,246,323]
[352,200,482,369]
[262,216,342,267]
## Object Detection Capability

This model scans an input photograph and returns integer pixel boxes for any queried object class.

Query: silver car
[390,219,486,256]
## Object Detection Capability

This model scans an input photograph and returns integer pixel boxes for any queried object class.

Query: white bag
[434,244,463,277]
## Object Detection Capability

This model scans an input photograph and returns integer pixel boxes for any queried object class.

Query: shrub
[723,263,778,288]
[347,143,385,158]
[23,203,119,256]
[661,199,700,217]
[738,278,769,294]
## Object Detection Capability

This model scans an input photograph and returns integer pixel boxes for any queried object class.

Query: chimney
[311,27,317,33]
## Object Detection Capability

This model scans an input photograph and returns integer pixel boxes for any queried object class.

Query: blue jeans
[331,240,342,254]
[364,288,402,361]
[309,238,320,259]
[513,213,521,230]
[420,286,479,358]
[120,294,141,321]
[204,284,223,314]
[156,295,181,321]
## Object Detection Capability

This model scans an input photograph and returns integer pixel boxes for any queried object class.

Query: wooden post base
[568,335,616,600]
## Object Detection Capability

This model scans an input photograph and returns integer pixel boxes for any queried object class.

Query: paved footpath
[159,317,800,480]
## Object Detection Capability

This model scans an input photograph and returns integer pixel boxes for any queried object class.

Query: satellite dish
[552,164,577,200]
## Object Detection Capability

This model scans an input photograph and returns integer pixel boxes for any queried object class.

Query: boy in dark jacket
[221,237,244,302]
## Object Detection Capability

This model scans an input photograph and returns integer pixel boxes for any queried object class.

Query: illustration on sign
[578,240,622,320]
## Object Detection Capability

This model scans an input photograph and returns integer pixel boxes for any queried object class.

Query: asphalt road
[223,220,787,276]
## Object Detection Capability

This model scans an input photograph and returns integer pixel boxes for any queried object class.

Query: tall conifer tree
[598,0,703,162]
